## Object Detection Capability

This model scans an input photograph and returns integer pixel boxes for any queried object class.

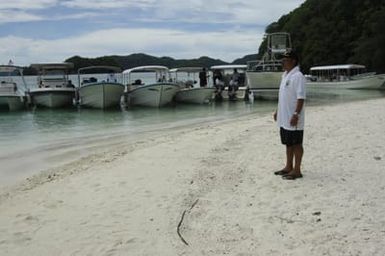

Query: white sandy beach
[0,98,385,256]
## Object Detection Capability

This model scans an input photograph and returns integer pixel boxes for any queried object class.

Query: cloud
[61,0,304,25]
[0,0,304,27]
[0,27,265,66]
[61,0,156,9]
[0,0,304,65]
[0,0,58,10]
[0,10,42,24]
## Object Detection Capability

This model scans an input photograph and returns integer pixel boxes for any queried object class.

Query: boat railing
[247,59,283,72]
[39,77,73,88]
[351,72,376,80]
[0,81,17,94]
[310,68,377,82]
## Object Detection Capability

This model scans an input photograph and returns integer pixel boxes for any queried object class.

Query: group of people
[199,68,241,87]
[199,67,242,100]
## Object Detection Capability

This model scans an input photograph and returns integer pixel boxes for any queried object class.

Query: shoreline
[1,98,385,255]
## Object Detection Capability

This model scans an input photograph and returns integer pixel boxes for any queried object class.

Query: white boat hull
[307,74,385,90]
[0,95,24,111]
[249,89,280,100]
[126,83,179,107]
[78,82,125,109]
[175,87,215,104]
[29,88,75,108]
[246,71,282,100]
[246,71,282,89]
[219,86,247,101]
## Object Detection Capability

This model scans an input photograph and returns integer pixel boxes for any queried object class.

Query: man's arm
[290,99,304,127]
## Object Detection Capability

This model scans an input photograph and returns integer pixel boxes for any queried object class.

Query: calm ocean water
[1,74,384,186]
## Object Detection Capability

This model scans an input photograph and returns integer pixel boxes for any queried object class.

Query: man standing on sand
[273,49,306,180]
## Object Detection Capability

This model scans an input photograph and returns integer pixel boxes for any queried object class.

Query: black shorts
[280,127,304,146]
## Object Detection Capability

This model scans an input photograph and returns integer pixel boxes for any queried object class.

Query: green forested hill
[64,54,228,73]
[264,0,385,73]
[232,54,258,65]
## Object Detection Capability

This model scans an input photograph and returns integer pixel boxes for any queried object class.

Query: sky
[0,0,304,66]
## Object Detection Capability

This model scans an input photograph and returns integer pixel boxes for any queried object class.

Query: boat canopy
[169,67,202,73]
[122,65,169,74]
[210,65,247,70]
[310,64,366,71]
[78,66,121,74]
[31,62,74,71]
[0,65,23,74]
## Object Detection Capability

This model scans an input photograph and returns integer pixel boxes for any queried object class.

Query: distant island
[23,0,384,75]
[66,54,232,72]
[21,53,256,75]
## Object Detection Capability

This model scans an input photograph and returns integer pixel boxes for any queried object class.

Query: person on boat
[230,68,240,86]
[158,75,167,82]
[214,76,225,101]
[273,49,306,180]
[213,69,222,86]
[107,72,117,82]
[67,80,75,88]
[228,68,240,100]
[199,68,208,87]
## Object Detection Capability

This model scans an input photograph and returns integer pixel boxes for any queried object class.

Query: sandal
[274,169,290,175]
[282,173,303,180]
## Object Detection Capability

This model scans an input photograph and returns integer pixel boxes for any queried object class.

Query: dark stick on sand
[177,199,199,246]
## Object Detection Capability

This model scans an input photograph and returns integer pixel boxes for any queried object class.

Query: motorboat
[170,67,214,104]
[246,32,292,100]
[123,65,180,107]
[306,64,385,90]
[210,64,247,101]
[77,66,125,109]
[0,65,27,111]
[28,63,75,108]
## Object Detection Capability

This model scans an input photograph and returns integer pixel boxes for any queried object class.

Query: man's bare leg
[284,144,303,179]
[285,145,294,171]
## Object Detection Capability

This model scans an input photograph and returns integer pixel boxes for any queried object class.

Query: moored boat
[77,66,125,109]
[210,65,247,101]
[306,64,385,90]
[123,66,180,107]
[246,32,292,100]
[0,65,27,111]
[28,63,75,108]
[170,67,215,104]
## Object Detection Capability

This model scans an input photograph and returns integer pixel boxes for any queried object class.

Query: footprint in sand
[24,215,40,223]
[43,200,64,209]
[12,232,32,243]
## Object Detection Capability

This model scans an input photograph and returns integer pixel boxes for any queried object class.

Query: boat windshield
[169,68,200,87]
[38,69,70,88]
[0,66,27,92]
[123,68,171,85]
[247,32,291,72]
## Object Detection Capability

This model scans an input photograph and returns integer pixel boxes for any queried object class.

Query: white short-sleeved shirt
[277,66,306,131]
